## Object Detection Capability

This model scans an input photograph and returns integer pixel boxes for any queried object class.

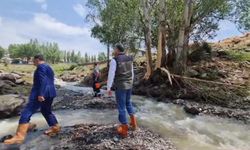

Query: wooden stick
[172,74,245,88]
[159,68,246,88]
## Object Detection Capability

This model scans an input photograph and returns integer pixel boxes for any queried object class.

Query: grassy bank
[226,50,250,62]
[0,63,72,84]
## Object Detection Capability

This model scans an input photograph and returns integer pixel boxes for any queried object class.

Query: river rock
[0,94,26,119]
[53,88,117,110]
[0,124,176,150]
[0,73,21,82]
[60,72,83,82]
[53,124,176,150]
[173,99,186,105]
[186,68,199,77]
[80,76,93,86]
[11,71,27,76]
[184,104,202,115]
[0,80,12,94]
[15,79,25,85]
[2,80,16,87]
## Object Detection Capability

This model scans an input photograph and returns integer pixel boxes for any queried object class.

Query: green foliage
[41,42,62,64]
[189,0,231,40]
[229,0,250,31]
[188,42,212,62]
[86,0,235,53]
[98,52,107,61]
[85,52,89,63]
[0,46,5,59]
[226,51,250,62]
[69,64,78,70]
[87,0,142,48]
[8,39,40,61]
[8,39,60,63]
[7,39,88,64]
[70,50,76,62]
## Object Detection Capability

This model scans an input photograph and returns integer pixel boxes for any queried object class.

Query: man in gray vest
[107,44,137,138]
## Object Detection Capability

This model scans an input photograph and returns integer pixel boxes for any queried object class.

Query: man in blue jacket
[4,54,60,145]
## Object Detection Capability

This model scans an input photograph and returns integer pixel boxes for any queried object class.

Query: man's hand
[107,90,112,96]
[38,96,45,102]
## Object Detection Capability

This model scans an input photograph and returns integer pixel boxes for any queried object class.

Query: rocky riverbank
[172,99,250,124]
[133,68,250,123]
[0,81,176,150]
[53,124,176,150]
[71,64,250,124]
[0,71,31,96]
[0,124,176,150]
[53,88,117,110]
[0,86,118,119]
[0,94,27,119]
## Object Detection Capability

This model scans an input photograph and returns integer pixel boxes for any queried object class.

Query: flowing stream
[0,80,249,150]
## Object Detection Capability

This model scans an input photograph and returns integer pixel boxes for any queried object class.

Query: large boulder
[0,80,13,94]
[0,73,21,83]
[60,72,83,82]
[188,42,212,62]
[0,94,26,119]
[184,103,202,115]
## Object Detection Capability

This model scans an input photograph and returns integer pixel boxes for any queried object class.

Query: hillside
[213,32,250,52]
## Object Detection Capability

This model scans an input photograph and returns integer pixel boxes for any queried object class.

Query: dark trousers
[19,97,58,126]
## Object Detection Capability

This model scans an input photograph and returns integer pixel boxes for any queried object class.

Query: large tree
[8,39,40,62]
[163,0,233,74]
[0,46,5,59]
[86,0,249,76]
[174,0,193,74]
[86,0,142,66]
[8,39,63,64]
[43,43,61,64]
[140,0,156,79]
[155,0,167,69]
[229,0,250,31]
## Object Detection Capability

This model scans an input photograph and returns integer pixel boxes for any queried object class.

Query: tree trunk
[156,0,167,69]
[142,0,153,79]
[27,57,30,64]
[107,43,110,68]
[174,0,193,75]
[166,37,176,69]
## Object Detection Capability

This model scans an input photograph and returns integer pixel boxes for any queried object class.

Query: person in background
[92,63,101,97]
[4,54,60,145]
[107,44,137,138]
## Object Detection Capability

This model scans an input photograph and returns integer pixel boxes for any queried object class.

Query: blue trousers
[19,97,58,126]
[115,89,135,124]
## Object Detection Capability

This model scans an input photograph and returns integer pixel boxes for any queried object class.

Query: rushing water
[0,81,249,150]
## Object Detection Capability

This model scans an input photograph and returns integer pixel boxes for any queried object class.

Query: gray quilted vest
[114,54,133,90]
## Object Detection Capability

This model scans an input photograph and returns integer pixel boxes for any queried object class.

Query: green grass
[0,63,71,74]
[226,51,250,62]
[51,63,71,76]
[0,63,72,83]
[0,63,35,73]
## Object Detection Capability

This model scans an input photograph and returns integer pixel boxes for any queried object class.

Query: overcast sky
[0,0,244,55]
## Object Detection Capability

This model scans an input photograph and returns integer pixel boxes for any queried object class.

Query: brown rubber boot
[44,124,61,137]
[117,124,128,138]
[130,115,138,130]
[4,123,29,145]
